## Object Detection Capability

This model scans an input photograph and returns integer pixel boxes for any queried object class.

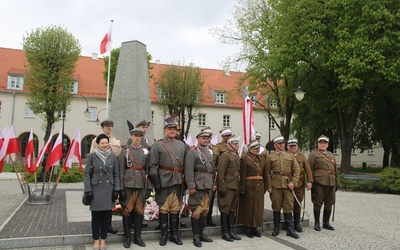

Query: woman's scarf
[95,147,111,165]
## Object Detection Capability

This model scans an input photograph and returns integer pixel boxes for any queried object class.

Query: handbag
[82,193,91,206]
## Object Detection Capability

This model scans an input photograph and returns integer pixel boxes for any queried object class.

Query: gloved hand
[146,189,152,199]
[218,190,227,197]
[119,190,127,201]
[85,191,93,202]
[112,191,119,201]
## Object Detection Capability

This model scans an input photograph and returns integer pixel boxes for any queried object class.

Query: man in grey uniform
[148,122,188,246]
[185,131,216,247]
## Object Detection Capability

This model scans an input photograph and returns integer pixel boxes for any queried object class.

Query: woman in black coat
[84,133,120,250]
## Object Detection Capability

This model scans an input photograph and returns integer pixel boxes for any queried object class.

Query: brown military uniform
[293,152,313,213]
[238,153,268,227]
[266,151,300,213]
[216,142,229,156]
[217,151,240,213]
[308,150,337,210]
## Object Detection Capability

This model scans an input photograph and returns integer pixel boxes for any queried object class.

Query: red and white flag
[0,129,5,173]
[242,96,255,145]
[0,125,21,173]
[63,127,82,173]
[46,128,63,170]
[33,127,54,172]
[25,129,36,174]
[100,27,112,54]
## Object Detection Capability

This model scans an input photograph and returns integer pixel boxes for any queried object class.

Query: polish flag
[63,127,82,173]
[243,96,255,145]
[100,28,111,54]
[33,127,54,171]
[25,129,36,174]
[0,129,5,173]
[6,125,21,155]
[46,128,63,170]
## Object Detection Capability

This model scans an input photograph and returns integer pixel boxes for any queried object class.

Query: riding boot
[206,192,216,226]
[284,213,299,239]
[122,216,131,248]
[199,217,213,242]
[133,214,146,247]
[314,209,321,231]
[323,209,335,230]
[220,213,233,242]
[293,212,303,232]
[169,213,183,245]
[191,217,202,247]
[252,227,261,237]
[228,211,241,240]
[271,211,280,236]
[159,213,169,246]
[245,227,254,238]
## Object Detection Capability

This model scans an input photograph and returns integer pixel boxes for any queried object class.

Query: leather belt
[272,171,292,178]
[245,176,263,180]
[225,172,240,177]
[126,166,144,170]
[195,169,215,174]
[160,165,183,173]
[315,169,336,175]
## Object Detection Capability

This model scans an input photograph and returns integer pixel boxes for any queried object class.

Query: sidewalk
[1,171,400,249]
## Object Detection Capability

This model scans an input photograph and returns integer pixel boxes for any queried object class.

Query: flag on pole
[100,26,112,54]
[243,96,255,145]
[25,129,35,174]
[0,129,5,173]
[63,127,82,173]
[46,128,63,170]
[6,125,20,155]
[33,127,54,172]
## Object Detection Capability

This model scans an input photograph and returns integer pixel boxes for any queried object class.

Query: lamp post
[294,85,313,152]
[74,94,90,117]
[96,108,109,125]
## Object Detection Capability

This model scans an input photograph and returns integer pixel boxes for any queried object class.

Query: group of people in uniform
[84,117,337,249]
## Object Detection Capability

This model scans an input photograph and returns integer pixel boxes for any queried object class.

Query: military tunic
[119,144,151,215]
[238,153,268,227]
[293,152,313,213]
[216,142,229,156]
[266,151,300,213]
[148,138,188,214]
[217,151,240,213]
[308,150,337,210]
[185,146,216,218]
[91,135,121,157]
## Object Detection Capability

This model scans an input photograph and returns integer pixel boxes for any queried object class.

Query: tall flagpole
[106,20,114,119]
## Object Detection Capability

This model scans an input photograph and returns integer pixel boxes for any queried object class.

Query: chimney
[223,65,230,76]
[91,53,98,60]
[156,60,160,64]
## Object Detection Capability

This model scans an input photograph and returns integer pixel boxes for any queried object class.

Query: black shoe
[222,233,234,242]
[272,211,281,236]
[170,214,183,245]
[246,227,254,238]
[199,217,213,242]
[323,223,335,230]
[159,213,168,246]
[108,226,118,234]
[293,212,303,232]
[284,213,299,239]
[323,210,335,230]
[134,237,146,247]
[314,222,321,231]
[252,228,261,237]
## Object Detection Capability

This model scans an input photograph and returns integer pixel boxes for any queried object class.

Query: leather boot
[206,192,216,226]
[314,209,321,231]
[228,212,241,240]
[169,213,183,245]
[271,211,280,236]
[323,209,335,230]
[191,217,202,247]
[246,227,254,238]
[133,214,146,247]
[159,213,169,246]
[122,216,131,248]
[252,227,261,237]
[220,213,233,242]
[284,213,299,239]
[293,212,303,232]
[199,217,213,242]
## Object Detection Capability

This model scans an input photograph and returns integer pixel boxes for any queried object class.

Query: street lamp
[95,108,109,125]
[74,94,90,117]
[294,85,313,152]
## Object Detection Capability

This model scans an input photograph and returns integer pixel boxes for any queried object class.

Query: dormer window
[215,92,226,104]
[8,75,24,90]
[70,80,78,94]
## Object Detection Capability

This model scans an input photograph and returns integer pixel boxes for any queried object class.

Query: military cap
[196,131,212,138]
[227,136,239,144]
[100,119,114,127]
[255,132,262,139]
[219,128,232,136]
[287,138,298,146]
[273,136,285,144]
[248,140,261,149]
[318,135,330,143]
[135,119,150,128]
[164,122,178,129]
[201,126,213,135]
[129,128,144,136]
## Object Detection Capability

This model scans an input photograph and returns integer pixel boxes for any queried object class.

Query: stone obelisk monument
[109,40,154,145]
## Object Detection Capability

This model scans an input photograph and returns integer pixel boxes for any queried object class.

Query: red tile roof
[0,47,248,107]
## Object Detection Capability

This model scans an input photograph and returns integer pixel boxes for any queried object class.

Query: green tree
[23,25,81,142]
[155,64,204,139]
[103,48,153,100]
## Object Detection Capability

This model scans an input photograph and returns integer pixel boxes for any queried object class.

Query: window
[70,80,78,94]
[215,92,226,104]
[198,114,206,126]
[333,146,338,154]
[25,104,34,117]
[269,119,275,129]
[8,75,24,90]
[351,148,357,155]
[87,107,97,121]
[223,115,230,127]
[250,94,257,106]
[158,88,166,100]
[367,149,374,155]
[269,99,277,108]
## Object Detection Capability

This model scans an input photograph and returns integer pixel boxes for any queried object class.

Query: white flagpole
[106,20,114,119]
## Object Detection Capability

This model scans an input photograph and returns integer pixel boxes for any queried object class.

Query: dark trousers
[92,210,112,240]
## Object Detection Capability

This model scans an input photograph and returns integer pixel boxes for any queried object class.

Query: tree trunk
[390,146,400,168]
[340,137,352,174]
[382,144,390,168]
